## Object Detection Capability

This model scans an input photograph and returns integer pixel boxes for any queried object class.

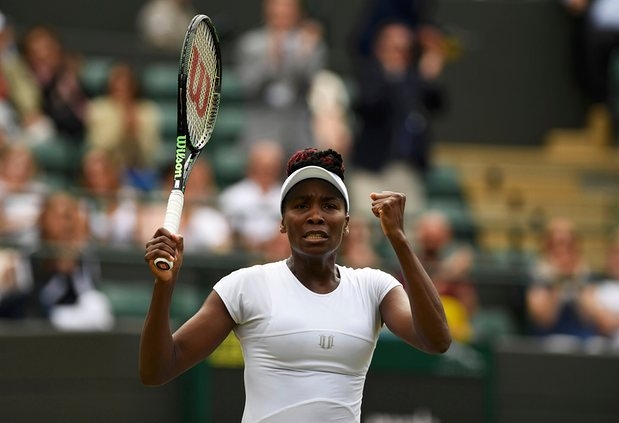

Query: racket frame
[155,14,222,271]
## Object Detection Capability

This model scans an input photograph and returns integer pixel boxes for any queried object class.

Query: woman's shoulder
[224,260,285,280]
[214,261,286,298]
[339,264,397,282]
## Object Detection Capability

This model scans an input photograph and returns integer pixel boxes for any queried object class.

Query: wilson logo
[188,45,211,118]
[318,335,334,350]
[174,136,187,179]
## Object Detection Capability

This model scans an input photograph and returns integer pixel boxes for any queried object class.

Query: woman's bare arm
[139,228,235,385]
[371,192,451,354]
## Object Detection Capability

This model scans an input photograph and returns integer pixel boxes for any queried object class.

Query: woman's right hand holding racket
[144,227,184,283]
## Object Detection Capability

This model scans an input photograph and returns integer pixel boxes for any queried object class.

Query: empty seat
[31,136,85,180]
[425,164,464,201]
[80,56,114,96]
[141,62,178,100]
[156,100,178,140]
[213,104,246,144]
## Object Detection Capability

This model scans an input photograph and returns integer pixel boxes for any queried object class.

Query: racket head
[179,14,222,152]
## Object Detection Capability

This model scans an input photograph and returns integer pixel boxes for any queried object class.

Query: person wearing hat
[140,147,451,422]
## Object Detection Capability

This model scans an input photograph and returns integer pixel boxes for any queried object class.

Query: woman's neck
[286,255,340,294]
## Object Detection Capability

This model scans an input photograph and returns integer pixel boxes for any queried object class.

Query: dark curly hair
[286,148,345,180]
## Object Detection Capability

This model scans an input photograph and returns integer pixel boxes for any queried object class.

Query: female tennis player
[140,147,451,422]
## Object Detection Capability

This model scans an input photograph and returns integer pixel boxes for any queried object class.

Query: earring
[280,225,286,233]
[344,227,349,235]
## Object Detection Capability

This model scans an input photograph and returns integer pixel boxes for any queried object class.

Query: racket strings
[185,22,221,149]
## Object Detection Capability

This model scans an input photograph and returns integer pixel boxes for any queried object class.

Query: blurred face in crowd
[416,212,451,255]
[184,158,216,203]
[374,22,415,73]
[39,193,82,243]
[107,63,139,102]
[22,26,63,73]
[0,146,37,191]
[264,0,301,31]
[543,218,578,254]
[81,149,121,196]
[542,217,581,273]
[247,141,284,191]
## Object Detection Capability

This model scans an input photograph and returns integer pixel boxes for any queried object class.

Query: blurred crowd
[0,0,618,353]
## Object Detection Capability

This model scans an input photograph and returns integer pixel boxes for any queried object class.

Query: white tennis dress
[213,260,400,423]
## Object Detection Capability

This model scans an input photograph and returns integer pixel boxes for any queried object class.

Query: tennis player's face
[282,179,348,257]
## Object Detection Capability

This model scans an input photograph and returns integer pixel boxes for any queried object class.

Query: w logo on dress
[318,335,334,350]
[188,45,211,118]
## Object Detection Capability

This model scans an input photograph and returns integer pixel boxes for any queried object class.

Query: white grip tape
[154,191,184,270]
[162,190,184,233]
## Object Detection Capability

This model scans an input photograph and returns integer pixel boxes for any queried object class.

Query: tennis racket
[154,14,222,270]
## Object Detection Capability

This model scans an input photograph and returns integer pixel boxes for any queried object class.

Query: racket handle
[154,190,185,270]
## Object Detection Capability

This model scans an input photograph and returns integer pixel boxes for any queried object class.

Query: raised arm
[140,228,235,386]
[370,192,451,354]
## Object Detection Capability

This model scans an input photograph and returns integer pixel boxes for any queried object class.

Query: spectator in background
[137,157,234,254]
[78,148,140,248]
[561,0,619,145]
[0,247,26,318]
[20,25,88,143]
[412,210,477,342]
[353,0,443,59]
[348,20,446,220]
[562,0,619,107]
[84,62,163,192]
[234,0,327,156]
[0,191,114,331]
[339,216,382,269]
[306,70,354,159]
[580,229,619,349]
[219,140,285,254]
[0,144,48,247]
[136,0,196,53]
[0,11,54,144]
[526,217,598,344]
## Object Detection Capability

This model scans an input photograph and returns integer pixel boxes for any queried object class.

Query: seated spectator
[137,157,233,254]
[411,210,477,342]
[526,216,598,343]
[78,147,140,248]
[0,191,114,331]
[580,229,619,349]
[0,248,26,317]
[84,61,162,191]
[219,140,285,254]
[0,144,48,246]
[414,211,477,311]
[0,11,54,144]
[234,0,327,156]
[20,25,89,143]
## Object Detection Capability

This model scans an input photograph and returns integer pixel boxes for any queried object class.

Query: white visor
[280,165,350,214]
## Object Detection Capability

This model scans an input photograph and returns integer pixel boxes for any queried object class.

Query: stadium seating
[140,61,178,100]
[80,56,115,96]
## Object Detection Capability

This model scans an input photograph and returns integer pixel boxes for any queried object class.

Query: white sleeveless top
[213,260,400,423]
